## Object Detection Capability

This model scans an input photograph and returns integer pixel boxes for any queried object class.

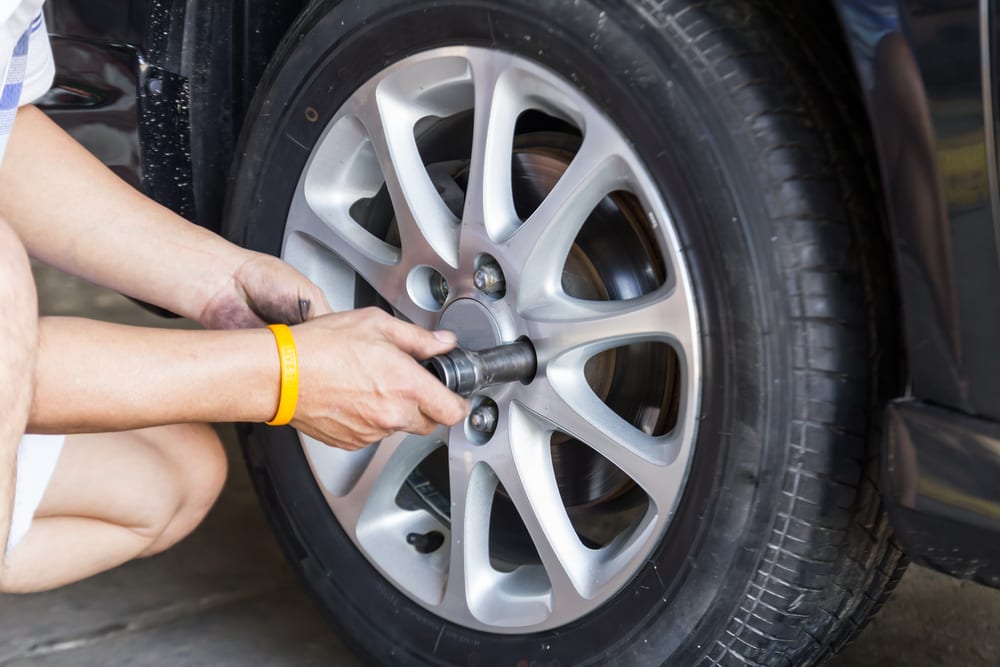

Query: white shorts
[6,433,65,554]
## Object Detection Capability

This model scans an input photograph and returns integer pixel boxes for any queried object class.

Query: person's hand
[289,308,469,450]
[199,251,333,329]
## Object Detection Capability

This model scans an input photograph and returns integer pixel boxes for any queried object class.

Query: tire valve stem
[406,530,445,554]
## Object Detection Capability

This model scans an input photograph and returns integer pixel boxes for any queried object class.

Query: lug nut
[429,272,449,306]
[469,403,499,434]
[473,261,505,297]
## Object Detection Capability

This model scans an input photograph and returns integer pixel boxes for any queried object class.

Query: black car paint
[833,0,1000,585]
[40,0,305,229]
[39,0,1000,588]
[886,402,1000,587]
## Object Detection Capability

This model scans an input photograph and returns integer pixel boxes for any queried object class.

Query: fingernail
[434,330,457,344]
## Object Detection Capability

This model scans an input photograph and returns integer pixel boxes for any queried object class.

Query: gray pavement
[2,263,999,666]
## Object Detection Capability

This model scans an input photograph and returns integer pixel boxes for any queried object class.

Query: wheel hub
[438,298,502,351]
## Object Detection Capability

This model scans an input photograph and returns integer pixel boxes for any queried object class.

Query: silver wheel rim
[280,47,701,633]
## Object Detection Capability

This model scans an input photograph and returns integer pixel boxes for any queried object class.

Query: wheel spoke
[300,433,378,498]
[336,431,445,542]
[441,454,497,616]
[291,111,440,323]
[354,85,461,269]
[461,52,520,243]
[285,193,438,321]
[494,404,596,605]
[517,377,684,505]
[524,285,694,366]
[508,122,634,301]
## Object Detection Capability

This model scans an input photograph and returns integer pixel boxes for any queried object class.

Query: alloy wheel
[280,47,701,633]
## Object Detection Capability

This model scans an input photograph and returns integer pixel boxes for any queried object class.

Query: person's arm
[0,105,325,328]
[29,309,468,449]
[29,318,279,432]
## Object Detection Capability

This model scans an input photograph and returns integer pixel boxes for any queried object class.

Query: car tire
[225,0,906,664]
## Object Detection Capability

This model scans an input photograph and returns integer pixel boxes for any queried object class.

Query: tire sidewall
[226,1,791,664]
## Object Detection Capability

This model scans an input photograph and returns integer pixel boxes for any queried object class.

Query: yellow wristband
[265,324,299,426]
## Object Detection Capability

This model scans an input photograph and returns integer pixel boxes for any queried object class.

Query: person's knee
[0,216,38,405]
[176,425,228,520]
[0,217,36,586]
[140,425,227,556]
[0,216,36,324]
[0,217,37,421]
[124,456,185,545]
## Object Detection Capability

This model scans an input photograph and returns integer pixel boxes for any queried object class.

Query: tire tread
[635,1,907,664]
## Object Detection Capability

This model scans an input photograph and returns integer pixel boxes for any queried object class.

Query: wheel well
[181,0,309,232]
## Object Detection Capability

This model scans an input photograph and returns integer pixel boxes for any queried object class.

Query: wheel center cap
[438,298,501,351]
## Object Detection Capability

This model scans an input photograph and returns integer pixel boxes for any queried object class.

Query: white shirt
[0,0,53,162]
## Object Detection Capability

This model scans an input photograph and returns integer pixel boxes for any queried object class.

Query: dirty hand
[289,308,470,450]
[199,251,333,329]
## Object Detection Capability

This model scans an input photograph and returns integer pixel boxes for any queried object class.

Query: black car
[39,1,1000,665]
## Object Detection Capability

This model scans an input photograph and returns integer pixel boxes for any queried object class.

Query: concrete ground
[2,263,999,666]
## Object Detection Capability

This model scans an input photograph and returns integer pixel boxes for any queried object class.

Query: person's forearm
[27,317,280,433]
[0,106,246,321]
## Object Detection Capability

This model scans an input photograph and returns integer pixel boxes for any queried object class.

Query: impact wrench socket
[423,340,537,397]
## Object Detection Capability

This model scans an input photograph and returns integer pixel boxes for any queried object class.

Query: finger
[381,396,441,437]
[379,317,457,359]
[308,296,334,318]
[248,292,308,326]
[413,375,470,426]
[418,403,461,433]
[403,408,439,436]
[302,287,334,320]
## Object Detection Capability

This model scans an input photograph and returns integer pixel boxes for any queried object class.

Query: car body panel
[38,37,142,190]
[40,0,305,230]
[886,398,1000,586]
[835,0,1000,582]
[835,0,1000,418]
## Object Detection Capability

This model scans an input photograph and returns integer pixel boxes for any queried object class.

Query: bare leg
[0,217,38,586]
[1,423,227,593]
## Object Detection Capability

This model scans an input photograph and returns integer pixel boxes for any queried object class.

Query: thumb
[305,287,334,319]
[381,319,457,359]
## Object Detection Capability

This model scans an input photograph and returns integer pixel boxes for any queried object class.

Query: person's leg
[1,423,227,593]
[0,217,38,585]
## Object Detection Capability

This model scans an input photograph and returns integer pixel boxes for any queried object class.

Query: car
[38,0,1000,665]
